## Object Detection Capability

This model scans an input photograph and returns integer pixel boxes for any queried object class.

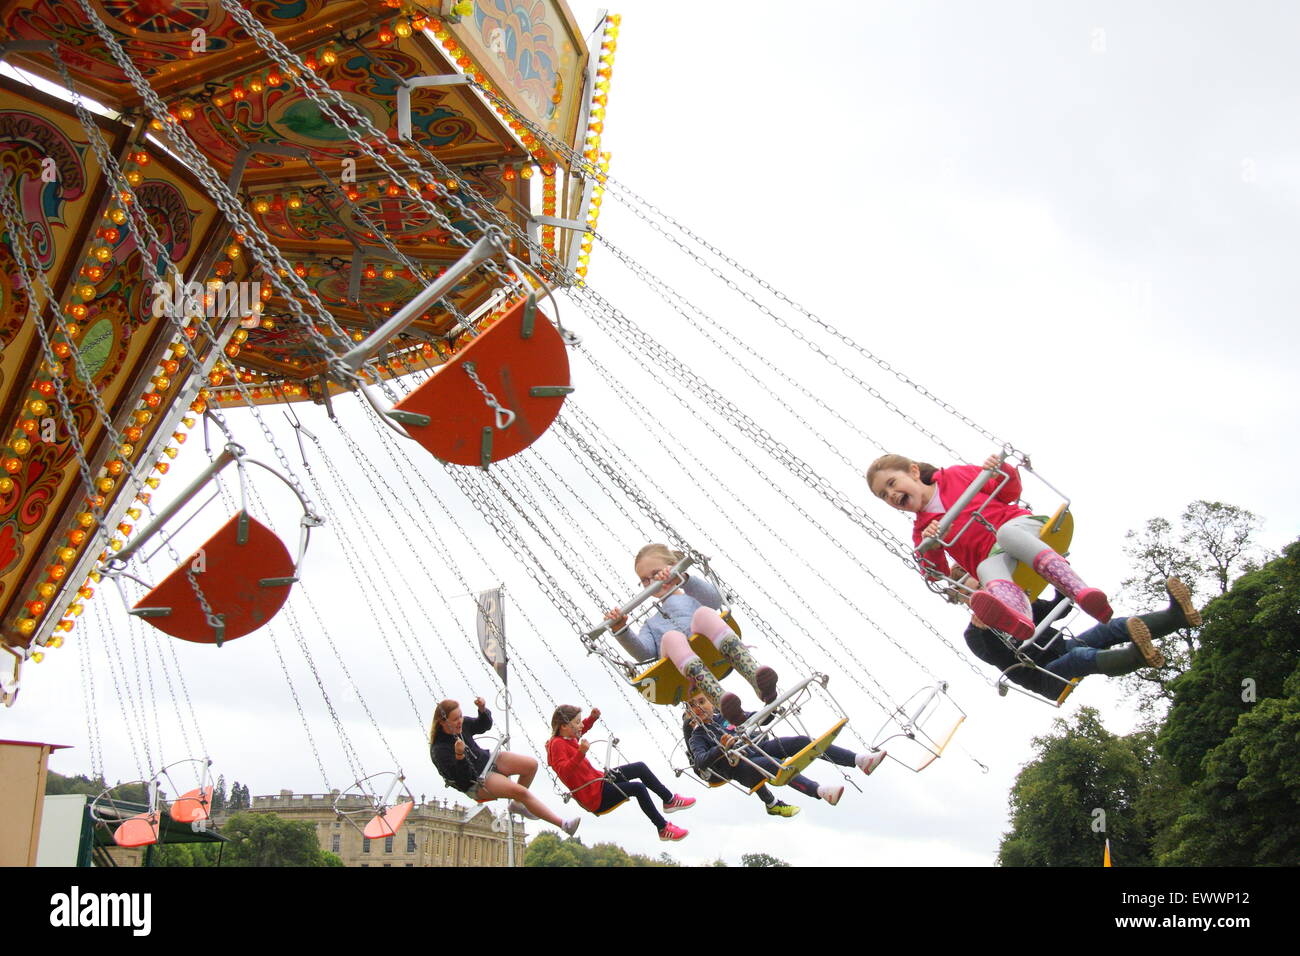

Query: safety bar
[917,451,1009,554]
[338,234,501,372]
[108,445,240,566]
[734,674,825,738]
[584,554,695,641]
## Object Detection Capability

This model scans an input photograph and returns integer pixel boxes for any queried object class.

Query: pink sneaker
[659,822,689,842]
[663,794,696,814]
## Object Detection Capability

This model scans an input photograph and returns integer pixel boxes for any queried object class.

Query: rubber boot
[682,658,725,706]
[718,634,779,705]
[1032,550,1113,623]
[1092,643,1148,676]
[971,579,1035,641]
[1136,576,1203,637]
[1124,617,1165,667]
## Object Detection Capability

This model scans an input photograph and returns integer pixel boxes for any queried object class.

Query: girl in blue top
[607,544,779,726]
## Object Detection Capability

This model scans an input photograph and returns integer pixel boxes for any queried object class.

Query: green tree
[741,853,790,867]
[218,811,340,867]
[211,775,227,812]
[1119,501,1265,717]
[998,708,1159,867]
[1150,541,1300,864]
[523,833,677,867]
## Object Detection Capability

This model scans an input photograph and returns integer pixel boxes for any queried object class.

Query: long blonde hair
[635,543,683,567]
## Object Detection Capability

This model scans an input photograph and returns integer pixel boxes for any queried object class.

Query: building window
[363,839,371,854]
[331,834,340,853]
[405,863,413,867]
[406,832,416,853]
[384,836,393,854]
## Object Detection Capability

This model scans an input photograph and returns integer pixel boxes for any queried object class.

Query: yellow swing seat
[1055,677,1082,707]
[752,718,849,791]
[631,613,739,706]
[1011,504,1075,600]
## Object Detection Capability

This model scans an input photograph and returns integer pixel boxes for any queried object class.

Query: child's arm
[913,522,952,580]
[546,738,584,778]
[980,454,1022,503]
[582,709,600,733]
[688,726,726,768]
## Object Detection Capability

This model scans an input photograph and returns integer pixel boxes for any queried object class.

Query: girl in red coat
[546,705,694,841]
[866,453,1111,641]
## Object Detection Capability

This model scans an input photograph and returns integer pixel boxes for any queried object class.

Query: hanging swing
[155,757,216,825]
[915,451,1084,708]
[915,450,1075,603]
[558,734,631,817]
[103,442,322,646]
[91,780,161,849]
[583,552,736,706]
[870,681,967,772]
[992,597,1085,708]
[334,771,417,839]
[338,234,576,469]
[676,674,852,794]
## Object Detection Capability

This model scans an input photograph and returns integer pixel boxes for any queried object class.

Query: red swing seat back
[363,799,415,839]
[391,296,571,466]
[168,786,214,824]
[113,814,160,848]
[132,511,295,643]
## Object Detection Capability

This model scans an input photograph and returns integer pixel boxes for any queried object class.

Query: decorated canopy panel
[0,0,609,661]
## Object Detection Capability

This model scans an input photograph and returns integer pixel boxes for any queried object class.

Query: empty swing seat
[391,296,572,466]
[113,814,160,848]
[363,799,414,839]
[168,786,214,824]
[132,511,296,644]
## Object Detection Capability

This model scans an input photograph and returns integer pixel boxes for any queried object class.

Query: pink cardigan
[912,463,1031,580]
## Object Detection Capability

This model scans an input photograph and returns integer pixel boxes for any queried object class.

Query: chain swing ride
[0,0,1128,855]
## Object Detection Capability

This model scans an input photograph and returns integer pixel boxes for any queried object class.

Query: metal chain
[466,74,1020,457]
[567,369,903,717]
[564,304,988,681]
[264,612,333,792]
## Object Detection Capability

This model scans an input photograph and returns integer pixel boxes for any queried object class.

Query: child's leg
[996,517,1112,623]
[691,607,778,704]
[493,750,538,789]
[602,777,667,831]
[610,761,674,803]
[663,629,725,701]
[479,772,564,827]
[972,549,1035,641]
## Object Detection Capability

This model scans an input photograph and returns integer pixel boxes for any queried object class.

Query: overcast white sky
[8,1,1300,867]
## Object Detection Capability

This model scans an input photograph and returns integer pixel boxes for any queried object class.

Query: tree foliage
[216,811,342,867]
[1119,500,1266,717]
[741,852,791,867]
[523,832,678,867]
[998,708,1159,867]
[1002,537,1300,867]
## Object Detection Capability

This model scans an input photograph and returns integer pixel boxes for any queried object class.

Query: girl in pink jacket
[867,453,1111,641]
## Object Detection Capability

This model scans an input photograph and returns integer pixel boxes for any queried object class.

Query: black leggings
[726,736,856,799]
[597,761,673,830]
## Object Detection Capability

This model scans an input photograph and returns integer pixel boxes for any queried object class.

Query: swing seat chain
[463,362,517,430]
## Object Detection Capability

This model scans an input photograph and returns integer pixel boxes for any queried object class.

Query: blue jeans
[1044,617,1131,679]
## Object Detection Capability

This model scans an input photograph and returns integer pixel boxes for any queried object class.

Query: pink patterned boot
[1032,549,1113,623]
[971,579,1035,641]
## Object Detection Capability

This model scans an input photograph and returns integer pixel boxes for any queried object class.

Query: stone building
[245,790,527,867]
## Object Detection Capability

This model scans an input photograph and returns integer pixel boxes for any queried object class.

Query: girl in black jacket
[430,697,580,835]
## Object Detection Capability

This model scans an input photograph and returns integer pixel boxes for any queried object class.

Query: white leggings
[976,516,1050,584]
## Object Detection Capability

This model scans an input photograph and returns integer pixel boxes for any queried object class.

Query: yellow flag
[1103,839,1113,867]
